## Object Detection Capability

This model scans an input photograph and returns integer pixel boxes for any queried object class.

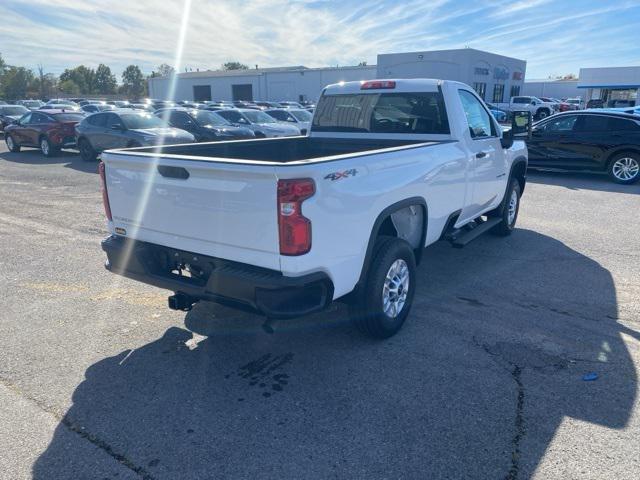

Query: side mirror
[111,123,125,131]
[511,110,532,139]
[501,127,514,149]
[531,100,537,105]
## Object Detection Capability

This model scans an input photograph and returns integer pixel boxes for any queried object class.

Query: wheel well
[606,149,640,169]
[511,160,527,193]
[348,199,427,302]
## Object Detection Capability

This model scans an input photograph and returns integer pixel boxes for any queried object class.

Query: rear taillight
[277,178,315,256]
[361,80,396,90]
[98,161,112,221]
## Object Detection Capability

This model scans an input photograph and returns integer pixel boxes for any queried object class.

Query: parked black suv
[527,111,640,183]
[156,108,255,142]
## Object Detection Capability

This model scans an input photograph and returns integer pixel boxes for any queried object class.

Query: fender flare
[355,197,428,289]
[496,156,528,213]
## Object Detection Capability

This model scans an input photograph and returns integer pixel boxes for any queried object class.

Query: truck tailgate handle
[475,151,488,159]
[157,165,190,180]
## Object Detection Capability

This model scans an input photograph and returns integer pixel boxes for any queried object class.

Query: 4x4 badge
[324,168,357,181]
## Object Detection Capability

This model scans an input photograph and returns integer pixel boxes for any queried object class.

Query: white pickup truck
[100,79,530,338]
[497,96,556,120]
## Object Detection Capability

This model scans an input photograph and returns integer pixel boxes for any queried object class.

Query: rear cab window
[312,91,450,134]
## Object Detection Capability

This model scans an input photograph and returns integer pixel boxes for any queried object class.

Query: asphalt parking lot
[0,142,638,480]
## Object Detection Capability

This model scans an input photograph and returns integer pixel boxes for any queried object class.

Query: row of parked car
[0,97,317,162]
[2,93,639,184]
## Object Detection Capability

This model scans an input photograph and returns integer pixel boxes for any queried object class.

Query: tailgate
[102,152,281,271]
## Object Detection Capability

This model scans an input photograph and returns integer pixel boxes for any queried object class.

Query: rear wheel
[608,153,640,184]
[5,134,20,152]
[348,237,416,339]
[78,138,98,162]
[40,137,58,157]
[490,179,521,236]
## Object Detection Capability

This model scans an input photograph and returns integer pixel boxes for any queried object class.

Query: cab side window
[458,90,495,138]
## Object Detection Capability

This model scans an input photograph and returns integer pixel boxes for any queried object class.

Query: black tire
[607,152,640,184]
[40,136,58,157]
[490,179,521,236]
[78,138,98,162]
[5,134,20,152]
[348,237,416,339]
[536,109,550,120]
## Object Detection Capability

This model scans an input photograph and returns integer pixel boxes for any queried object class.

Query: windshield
[290,109,312,122]
[0,106,29,115]
[312,92,450,134]
[121,113,165,129]
[242,110,277,124]
[195,110,228,127]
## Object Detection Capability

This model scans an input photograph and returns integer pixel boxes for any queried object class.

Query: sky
[1,0,639,80]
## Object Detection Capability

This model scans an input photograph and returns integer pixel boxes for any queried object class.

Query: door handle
[476,151,488,159]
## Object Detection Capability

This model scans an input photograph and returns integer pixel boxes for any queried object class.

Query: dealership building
[523,66,640,105]
[148,48,526,104]
[148,49,639,108]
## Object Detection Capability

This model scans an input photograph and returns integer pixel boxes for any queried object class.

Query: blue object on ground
[583,372,598,381]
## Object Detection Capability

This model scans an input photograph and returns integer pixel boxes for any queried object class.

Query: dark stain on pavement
[229,353,293,398]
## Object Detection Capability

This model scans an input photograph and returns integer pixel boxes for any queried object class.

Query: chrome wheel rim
[612,157,639,181]
[382,259,409,318]
[6,135,14,150]
[41,139,49,155]
[508,189,518,225]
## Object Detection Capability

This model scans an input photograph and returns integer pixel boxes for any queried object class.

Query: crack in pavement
[471,338,526,480]
[0,376,155,479]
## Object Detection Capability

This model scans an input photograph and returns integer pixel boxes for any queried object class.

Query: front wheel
[5,134,20,152]
[40,137,58,157]
[348,237,416,338]
[490,179,521,236]
[78,138,98,162]
[608,153,640,184]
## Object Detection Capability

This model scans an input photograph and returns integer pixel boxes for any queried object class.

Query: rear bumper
[101,235,333,319]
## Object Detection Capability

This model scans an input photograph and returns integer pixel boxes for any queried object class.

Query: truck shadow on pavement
[32,230,637,479]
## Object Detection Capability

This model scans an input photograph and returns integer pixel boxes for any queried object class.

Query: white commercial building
[148,65,376,103]
[522,80,581,100]
[577,66,640,107]
[376,48,526,104]
[148,48,526,104]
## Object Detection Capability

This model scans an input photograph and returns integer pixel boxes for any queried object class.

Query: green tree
[59,79,80,95]
[94,64,117,94]
[2,66,35,99]
[59,65,95,94]
[121,65,145,99]
[157,63,175,77]
[0,53,7,98]
[222,61,248,71]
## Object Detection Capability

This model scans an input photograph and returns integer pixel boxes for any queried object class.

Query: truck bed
[118,136,432,164]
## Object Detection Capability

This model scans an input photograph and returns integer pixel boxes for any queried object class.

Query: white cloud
[0,0,639,79]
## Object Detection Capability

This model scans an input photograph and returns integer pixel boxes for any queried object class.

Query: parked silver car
[75,110,194,161]
[264,108,312,135]
[214,108,301,137]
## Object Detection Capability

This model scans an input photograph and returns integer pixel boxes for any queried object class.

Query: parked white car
[99,79,530,338]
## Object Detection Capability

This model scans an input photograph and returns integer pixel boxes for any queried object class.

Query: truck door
[457,89,506,217]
